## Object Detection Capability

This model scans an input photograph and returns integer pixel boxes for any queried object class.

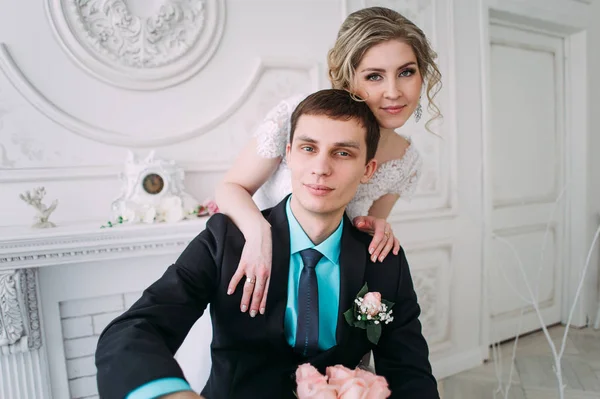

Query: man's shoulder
[203,206,276,240]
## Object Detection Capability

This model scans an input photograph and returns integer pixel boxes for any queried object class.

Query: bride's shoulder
[382,134,421,168]
[253,93,309,158]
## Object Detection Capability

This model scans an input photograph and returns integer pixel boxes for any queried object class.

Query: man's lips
[304,184,334,196]
[381,105,406,115]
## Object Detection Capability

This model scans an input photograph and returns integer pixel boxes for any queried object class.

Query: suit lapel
[264,196,292,344]
[335,215,368,346]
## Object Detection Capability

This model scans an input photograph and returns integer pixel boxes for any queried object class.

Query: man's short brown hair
[289,89,380,162]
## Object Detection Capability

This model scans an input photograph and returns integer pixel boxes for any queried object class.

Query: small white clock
[111,151,197,220]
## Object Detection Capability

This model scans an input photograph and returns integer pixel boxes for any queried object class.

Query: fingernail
[358,222,364,227]
[379,256,384,262]
[241,305,247,312]
[227,289,233,295]
[369,248,374,254]
[250,310,257,317]
[371,256,376,262]
[260,308,265,315]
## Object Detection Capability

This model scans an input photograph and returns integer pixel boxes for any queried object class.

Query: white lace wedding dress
[252,94,423,219]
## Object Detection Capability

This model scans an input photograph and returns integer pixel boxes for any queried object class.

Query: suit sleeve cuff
[126,377,192,399]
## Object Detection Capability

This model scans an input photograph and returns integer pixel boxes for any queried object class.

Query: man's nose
[311,154,332,176]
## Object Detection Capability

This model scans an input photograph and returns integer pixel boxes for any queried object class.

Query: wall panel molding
[0,44,320,148]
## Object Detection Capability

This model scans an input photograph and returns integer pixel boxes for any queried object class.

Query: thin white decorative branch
[491,184,600,398]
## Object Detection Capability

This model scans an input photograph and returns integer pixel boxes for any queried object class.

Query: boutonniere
[343,283,394,345]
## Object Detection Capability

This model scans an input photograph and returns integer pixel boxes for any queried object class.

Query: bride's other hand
[353,216,400,263]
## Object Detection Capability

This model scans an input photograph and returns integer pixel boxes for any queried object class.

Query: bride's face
[353,40,423,130]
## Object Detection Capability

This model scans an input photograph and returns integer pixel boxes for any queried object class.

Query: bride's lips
[304,184,334,196]
[381,105,406,115]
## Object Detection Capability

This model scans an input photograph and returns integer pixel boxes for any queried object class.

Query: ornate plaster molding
[342,0,433,24]
[0,218,208,270]
[0,269,41,355]
[405,240,452,348]
[45,0,226,90]
[0,44,320,147]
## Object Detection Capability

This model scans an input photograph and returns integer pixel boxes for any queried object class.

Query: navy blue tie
[295,248,323,357]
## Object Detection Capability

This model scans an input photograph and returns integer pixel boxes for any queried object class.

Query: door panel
[488,24,565,343]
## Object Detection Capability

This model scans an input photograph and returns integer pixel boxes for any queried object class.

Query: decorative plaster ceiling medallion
[46,0,225,90]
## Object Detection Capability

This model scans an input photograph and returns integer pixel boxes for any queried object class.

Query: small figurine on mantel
[19,187,58,228]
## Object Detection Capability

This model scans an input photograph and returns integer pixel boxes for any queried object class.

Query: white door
[486,24,566,343]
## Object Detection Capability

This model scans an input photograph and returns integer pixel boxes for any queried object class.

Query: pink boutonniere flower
[343,283,394,345]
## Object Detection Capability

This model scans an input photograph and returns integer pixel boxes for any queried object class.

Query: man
[95,89,439,399]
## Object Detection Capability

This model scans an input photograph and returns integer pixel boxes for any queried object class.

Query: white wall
[589,0,600,321]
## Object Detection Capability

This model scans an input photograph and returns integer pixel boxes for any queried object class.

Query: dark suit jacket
[95,196,439,399]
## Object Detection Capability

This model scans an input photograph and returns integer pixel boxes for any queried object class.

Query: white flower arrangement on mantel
[102,196,219,228]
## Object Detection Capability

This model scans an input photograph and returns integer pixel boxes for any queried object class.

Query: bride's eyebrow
[360,62,417,73]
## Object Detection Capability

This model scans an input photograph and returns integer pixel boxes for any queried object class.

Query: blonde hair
[327,7,442,131]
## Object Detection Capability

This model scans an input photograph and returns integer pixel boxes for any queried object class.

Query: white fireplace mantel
[0,217,211,398]
[0,217,210,271]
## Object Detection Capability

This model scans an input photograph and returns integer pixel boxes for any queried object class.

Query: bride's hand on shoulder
[353,215,400,263]
[227,222,272,317]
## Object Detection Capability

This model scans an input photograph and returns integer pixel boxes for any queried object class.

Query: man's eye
[301,146,314,152]
[337,151,350,157]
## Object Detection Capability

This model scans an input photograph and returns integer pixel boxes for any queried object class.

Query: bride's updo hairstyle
[327,7,442,130]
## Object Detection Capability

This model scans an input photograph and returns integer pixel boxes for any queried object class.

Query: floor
[438,325,600,399]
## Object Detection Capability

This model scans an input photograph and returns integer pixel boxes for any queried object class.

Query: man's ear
[285,143,291,162]
[360,158,377,183]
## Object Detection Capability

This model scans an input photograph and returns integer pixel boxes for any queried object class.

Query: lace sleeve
[253,94,307,158]
[391,145,423,200]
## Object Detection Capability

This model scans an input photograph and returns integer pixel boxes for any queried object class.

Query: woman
[215,6,442,317]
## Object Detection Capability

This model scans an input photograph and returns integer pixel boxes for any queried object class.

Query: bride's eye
[366,74,382,81]
[399,68,416,77]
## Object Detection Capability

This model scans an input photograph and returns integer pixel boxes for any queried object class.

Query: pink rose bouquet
[296,364,391,399]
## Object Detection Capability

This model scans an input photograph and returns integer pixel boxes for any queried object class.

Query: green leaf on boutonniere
[382,298,395,310]
[344,307,355,325]
[357,282,369,299]
[344,282,393,345]
[366,323,382,345]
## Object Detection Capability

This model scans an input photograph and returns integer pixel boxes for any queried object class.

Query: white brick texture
[62,316,93,339]
[69,375,98,398]
[60,291,140,398]
[64,336,99,360]
[92,311,124,335]
[66,356,96,379]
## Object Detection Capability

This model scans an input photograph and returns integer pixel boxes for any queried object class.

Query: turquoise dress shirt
[284,197,342,350]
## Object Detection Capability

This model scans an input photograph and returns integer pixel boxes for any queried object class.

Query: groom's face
[286,114,377,217]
